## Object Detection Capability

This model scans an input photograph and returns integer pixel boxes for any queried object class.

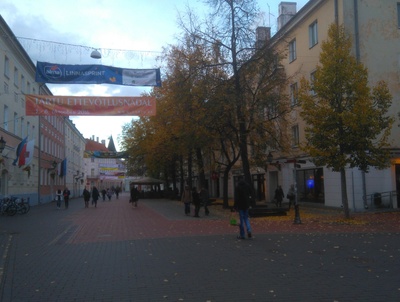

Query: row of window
[287,20,319,148]
[2,105,33,138]
[4,56,36,94]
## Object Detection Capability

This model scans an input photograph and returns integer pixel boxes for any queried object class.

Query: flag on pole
[12,136,28,166]
[18,139,35,167]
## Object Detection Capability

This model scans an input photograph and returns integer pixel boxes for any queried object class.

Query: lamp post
[293,160,302,224]
[50,160,58,202]
[74,170,80,197]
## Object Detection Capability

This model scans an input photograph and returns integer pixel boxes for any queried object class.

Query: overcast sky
[1,0,308,150]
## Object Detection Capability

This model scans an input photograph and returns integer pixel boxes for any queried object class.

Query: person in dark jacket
[199,187,210,216]
[91,186,100,208]
[63,187,70,209]
[130,186,140,207]
[234,180,253,239]
[192,187,200,217]
[82,187,91,208]
[101,189,107,201]
[274,185,284,207]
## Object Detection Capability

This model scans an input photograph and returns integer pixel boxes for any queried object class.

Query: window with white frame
[289,38,296,62]
[290,82,298,106]
[292,125,299,147]
[4,56,10,78]
[14,67,19,87]
[309,20,318,48]
[27,81,31,94]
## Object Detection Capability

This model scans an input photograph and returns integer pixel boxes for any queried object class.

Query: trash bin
[373,193,382,206]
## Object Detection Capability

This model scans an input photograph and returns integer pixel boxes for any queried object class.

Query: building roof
[85,139,109,152]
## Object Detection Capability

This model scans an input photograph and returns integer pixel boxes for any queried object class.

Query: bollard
[293,204,302,224]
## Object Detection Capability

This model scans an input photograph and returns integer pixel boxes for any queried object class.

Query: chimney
[96,137,99,142]
[255,26,271,49]
[277,2,297,31]
[101,139,106,145]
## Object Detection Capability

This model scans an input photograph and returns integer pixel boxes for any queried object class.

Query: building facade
[0,15,44,204]
[264,0,400,210]
[0,15,87,205]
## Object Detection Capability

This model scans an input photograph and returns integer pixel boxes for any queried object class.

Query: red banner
[25,94,156,116]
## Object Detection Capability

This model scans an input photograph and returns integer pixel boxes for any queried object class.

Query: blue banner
[35,62,161,87]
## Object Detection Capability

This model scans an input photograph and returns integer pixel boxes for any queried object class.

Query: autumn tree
[180,0,290,195]
[298,24,393,218]
[121,34,222,195]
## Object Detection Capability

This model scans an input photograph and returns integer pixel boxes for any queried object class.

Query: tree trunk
[179,155,184,197]
[222,169,230,208]
[340,168,350,218]
[195,147,206,189]
[187,151,193,188]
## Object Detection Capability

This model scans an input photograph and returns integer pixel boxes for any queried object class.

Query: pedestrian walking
[199,186,210,216]
[55,189,62,209]
[92,186,100,208]
[181,185,192,216]
[83,187,91,208]
[274,185,284,207]
[107,188,112,201]
[101,189,106,201]
[287,184,296,210]
[234,180,253,239]
[115,186,120,199]
[63,187,70,209]
[192,187,200,217]
[130,186,139,207]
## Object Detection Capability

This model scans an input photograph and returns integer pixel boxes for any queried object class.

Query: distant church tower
[107,135,117,152]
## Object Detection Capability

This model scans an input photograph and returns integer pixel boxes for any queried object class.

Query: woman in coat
[181,185,192,216]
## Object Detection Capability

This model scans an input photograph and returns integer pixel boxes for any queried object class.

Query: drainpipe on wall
[353,0,367,208]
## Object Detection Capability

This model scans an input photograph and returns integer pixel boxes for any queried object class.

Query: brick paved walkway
[1,192,399,301]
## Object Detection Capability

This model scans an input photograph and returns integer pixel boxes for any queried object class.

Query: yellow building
[265,0,400,210]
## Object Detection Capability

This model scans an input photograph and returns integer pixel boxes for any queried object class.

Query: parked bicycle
[14,197,30,214]
[0,196,30,216]
[0,197,17,216]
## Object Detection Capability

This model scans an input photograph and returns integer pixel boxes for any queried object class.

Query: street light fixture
[90,49,101,59]
[52,160,58,169]
[0,136,6,154]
